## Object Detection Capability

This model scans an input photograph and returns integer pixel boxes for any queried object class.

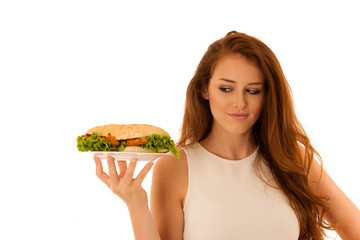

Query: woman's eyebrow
[218,78,236,83]
[218,78,264,85]
[248,82,264,85]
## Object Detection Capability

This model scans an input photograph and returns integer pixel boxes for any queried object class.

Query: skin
[201,55,265,160]
[94,54,360,240]
[307,157,360,239]
[94,157,161,239]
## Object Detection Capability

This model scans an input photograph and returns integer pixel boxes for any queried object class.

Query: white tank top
[182,142,300,240]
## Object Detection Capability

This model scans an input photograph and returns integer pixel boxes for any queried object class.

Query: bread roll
[86,124,169,140]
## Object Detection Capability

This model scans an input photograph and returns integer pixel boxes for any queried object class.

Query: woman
[94,31,360,239]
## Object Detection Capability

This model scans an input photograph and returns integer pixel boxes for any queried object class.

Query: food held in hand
[77,124,179,157]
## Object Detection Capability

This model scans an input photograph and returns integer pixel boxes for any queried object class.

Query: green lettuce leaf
[140,134,180,158]
[77,132,126,151]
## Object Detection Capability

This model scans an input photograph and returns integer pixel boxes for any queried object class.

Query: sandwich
[77,124,179,157]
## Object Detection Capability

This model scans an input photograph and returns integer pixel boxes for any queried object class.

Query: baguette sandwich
[77,124,179,157]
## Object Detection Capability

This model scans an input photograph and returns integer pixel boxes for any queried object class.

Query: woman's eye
[220,87,232,92]
[246,89,260,94]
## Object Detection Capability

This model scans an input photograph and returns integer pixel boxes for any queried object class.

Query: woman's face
[203,54,265,137]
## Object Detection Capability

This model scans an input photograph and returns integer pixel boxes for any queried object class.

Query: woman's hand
[93,156,155,208]
[94,156,161,239]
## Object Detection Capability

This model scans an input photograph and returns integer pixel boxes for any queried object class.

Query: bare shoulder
[152,149,188,204]
[154,149,188,175]
[150,149,188,238]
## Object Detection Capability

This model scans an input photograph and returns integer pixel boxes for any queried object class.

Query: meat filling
[105,133,120,147]
[125,137,148,146]
[82,134,148,147]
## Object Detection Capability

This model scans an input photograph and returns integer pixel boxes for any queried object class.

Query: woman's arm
[308,160,360,239]
[94,156,160,240]
[150,150,188,239]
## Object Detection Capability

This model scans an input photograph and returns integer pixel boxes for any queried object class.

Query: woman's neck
[200,126,257,160]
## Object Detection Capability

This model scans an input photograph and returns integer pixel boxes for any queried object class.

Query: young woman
[94,31,360,239]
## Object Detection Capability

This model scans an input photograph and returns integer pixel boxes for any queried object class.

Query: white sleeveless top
[182,143,299,240]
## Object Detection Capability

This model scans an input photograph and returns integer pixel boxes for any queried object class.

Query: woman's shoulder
[151,149,188,203]
[153,148,188,178]
[150,149,188,237]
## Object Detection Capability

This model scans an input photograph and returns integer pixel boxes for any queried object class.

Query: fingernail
[130,158,136,163]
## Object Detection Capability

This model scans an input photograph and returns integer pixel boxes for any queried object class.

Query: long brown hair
[178,31,334,239]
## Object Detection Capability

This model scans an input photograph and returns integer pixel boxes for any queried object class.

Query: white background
[1,0,359,239]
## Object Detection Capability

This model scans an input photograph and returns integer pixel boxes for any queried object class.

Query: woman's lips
[228,113,249,120]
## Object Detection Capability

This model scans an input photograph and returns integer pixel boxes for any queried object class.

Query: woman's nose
[233,92,247,110]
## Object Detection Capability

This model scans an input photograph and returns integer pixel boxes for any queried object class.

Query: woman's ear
[202,88,209,100]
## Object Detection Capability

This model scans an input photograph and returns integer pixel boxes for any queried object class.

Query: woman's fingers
[94,156,152,192]
[94,156,153,204]
[123,158,137,181]
[94,156,110,187]
[117,160,127,178]
[107,156,119,184]
[135,161,155,185]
